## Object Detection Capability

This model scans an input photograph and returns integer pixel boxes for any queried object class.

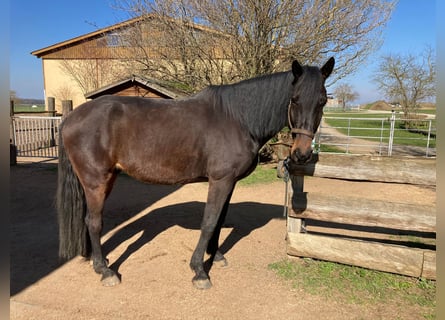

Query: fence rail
[10,116,62,158]
[315,113,436,158]
[283,154,436,280]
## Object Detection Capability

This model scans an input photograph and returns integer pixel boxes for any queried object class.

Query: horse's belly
[115,156,208,185]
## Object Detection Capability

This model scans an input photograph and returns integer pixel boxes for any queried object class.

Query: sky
[10,0,437,104]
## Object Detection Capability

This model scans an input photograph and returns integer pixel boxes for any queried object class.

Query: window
[106,33,120,47]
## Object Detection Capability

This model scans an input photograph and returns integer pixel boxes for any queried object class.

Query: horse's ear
[292,60,303,84]
[321,57,335,79]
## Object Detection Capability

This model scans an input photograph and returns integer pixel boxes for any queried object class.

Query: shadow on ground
[10,163,179,295]
[11,163,283,295]
[103,201,284,277]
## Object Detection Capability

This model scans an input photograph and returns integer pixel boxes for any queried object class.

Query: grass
[238,165,281,186]
[269,258,436,318]
[316,144,345,153]
[12,104,46,113]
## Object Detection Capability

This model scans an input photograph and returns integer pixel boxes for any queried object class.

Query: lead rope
[281,158,291,218]
[283,100,293,219]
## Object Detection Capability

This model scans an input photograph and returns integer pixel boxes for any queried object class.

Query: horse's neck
[219,72,293,146]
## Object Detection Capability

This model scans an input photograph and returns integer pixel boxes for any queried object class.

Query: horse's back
[61,95,254,184]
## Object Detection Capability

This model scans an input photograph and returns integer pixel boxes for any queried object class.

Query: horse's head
[288,57,335,164]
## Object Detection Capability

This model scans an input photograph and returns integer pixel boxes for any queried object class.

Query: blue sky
[10,0,436,104]
[342,0,436,104]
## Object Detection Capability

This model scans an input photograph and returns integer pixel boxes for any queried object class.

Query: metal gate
[10,116,62,158]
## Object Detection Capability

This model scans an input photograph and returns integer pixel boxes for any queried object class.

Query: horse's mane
[195,71,295,143]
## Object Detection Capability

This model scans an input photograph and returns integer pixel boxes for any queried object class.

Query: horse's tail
[56,122,90,260]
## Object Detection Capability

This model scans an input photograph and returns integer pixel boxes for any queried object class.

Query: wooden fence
[10,98,72,160]
[10,116,62,158]
[282,154,436,280]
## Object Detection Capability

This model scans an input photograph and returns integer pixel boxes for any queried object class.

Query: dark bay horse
[57,58,334,289]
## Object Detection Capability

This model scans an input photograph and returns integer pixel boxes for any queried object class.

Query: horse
[56,57,335,289]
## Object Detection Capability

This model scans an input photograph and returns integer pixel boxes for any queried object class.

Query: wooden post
[287,174,305,233]
[47,96,56,116]
[62,100,73,118]
[10,100,17,164]
[10,100,15,144]
[10,141,17,166]
[47,97,57,147]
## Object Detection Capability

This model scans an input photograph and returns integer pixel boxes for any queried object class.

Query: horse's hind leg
[83,172,120,286]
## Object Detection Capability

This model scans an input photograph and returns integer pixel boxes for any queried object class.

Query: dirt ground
[10,160,435,320]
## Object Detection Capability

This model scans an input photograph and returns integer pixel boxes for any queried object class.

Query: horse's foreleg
[84,181,120,287]
[190,179,235,289]
[206,189,233,268]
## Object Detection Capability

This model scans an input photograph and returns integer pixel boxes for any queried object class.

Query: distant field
[417,109,436,115]
[323,111,436,148]
[12,104,46,113]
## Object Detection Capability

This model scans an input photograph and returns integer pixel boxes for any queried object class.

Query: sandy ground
[10,160,435,320]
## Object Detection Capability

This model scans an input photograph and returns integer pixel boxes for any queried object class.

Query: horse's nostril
[293,148,313,164]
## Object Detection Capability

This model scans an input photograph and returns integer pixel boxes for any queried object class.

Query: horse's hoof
[213,257,228,268]
[101,274,121,287]
[192,278,212,290]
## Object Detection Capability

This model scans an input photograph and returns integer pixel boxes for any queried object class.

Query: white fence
[315,113,436,158]
[10,116,62,158]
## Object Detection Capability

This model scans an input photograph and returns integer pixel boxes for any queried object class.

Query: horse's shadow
[10,168,181,295]
[102,200,284,277]
[11,165,284,294]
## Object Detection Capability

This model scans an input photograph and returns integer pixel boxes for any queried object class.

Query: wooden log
[290,192,436,233]
[287,216,302,234]
[287,231,428,278]
[287,154,436,186]
[421,251,436,280]
[62,100,73,118]
[47,96,56,116]
[48,97,55,112]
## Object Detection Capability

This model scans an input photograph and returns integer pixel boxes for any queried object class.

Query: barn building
[31,15,213,113]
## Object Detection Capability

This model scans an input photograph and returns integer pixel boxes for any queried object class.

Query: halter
[287,100,315,139]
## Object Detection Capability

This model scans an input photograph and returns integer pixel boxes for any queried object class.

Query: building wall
[37,18,235,112]
[43,58,132,113]
[43,60,87,113]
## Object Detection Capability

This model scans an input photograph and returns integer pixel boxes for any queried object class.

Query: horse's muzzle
[290,133,313,164]
[291,147,313,164]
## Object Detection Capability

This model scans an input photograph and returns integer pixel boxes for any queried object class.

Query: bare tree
[334,83,358,111]
[59,58,128,95]
[373,46,436,118]
[113,0,395,91]
[53,84,77,102]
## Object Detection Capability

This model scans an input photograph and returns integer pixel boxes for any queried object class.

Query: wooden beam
[286,232,436,279]
[422,251,436,279]
[287,154,436,186]
[290,192,436,233]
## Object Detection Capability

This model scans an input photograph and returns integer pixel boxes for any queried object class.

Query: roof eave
[84,75,186,100]
[31,16,146,58]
